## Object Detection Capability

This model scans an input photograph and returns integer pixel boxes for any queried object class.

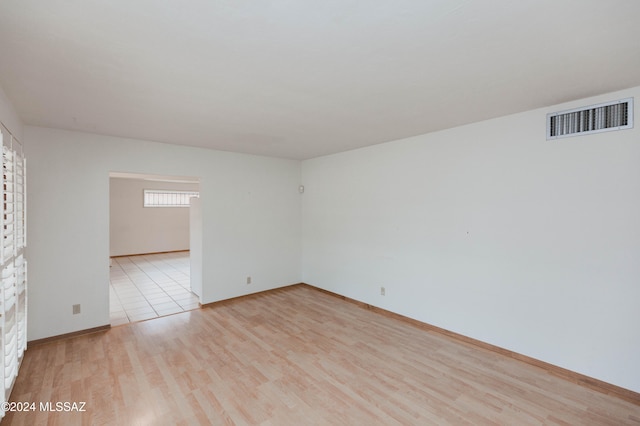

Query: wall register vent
[547,98,633,140]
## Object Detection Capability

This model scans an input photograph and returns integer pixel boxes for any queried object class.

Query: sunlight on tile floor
[109,251,200,325]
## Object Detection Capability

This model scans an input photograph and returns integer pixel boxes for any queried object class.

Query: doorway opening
[108,172,201,325]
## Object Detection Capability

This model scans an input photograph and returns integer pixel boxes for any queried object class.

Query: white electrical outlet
[380,286,385,296]
[246,276,252,285]
[72,304,81,315]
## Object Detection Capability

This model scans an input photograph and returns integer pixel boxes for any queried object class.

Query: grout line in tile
[110,252,198,325]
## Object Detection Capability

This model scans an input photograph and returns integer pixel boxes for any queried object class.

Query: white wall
[190,197,203,298]
[110,177,198,256]
[25,127,301,340]
[301,86,640,393]
[0,83,22,141]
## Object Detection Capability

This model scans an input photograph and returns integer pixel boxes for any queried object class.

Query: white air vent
[547,98,633,140]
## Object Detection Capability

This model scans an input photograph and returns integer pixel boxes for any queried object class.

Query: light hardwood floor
[5,285,640,425]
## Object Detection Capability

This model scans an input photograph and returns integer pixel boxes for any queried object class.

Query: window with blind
[143,189,199,207]
[0,124,27,418]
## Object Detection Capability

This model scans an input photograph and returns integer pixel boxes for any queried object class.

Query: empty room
[0,1,639,424]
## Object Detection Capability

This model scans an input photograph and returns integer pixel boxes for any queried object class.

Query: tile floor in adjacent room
[109,251,200,326]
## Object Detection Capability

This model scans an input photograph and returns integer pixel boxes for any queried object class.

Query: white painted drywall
[25,127,301,340]
[109,177,198,256]
[189,196,203,298]
[301,86,640,393]
[0,83,22,141]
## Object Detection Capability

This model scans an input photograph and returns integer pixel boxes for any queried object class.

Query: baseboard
[26,285,304,345]
[27,325,111,347]
[301,284,640,406]
[110,249,190,258]
[200,283,304,309]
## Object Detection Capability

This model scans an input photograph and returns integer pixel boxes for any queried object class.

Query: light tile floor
[109,251,200,326]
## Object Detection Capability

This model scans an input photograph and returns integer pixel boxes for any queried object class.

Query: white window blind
[0,124,27,418]
[143,189,199,207]
[2,146,15,264]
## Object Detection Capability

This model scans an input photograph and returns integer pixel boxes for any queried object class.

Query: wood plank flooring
[5,285,640,425]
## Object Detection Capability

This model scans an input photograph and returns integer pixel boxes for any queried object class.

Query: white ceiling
[1,1,639,160]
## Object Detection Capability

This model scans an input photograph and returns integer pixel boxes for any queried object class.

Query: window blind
[0,124,27,418]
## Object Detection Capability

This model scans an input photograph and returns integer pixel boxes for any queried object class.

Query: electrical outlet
[246,276,252,285]
[72,304,81,315]
[380,286,385,296]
